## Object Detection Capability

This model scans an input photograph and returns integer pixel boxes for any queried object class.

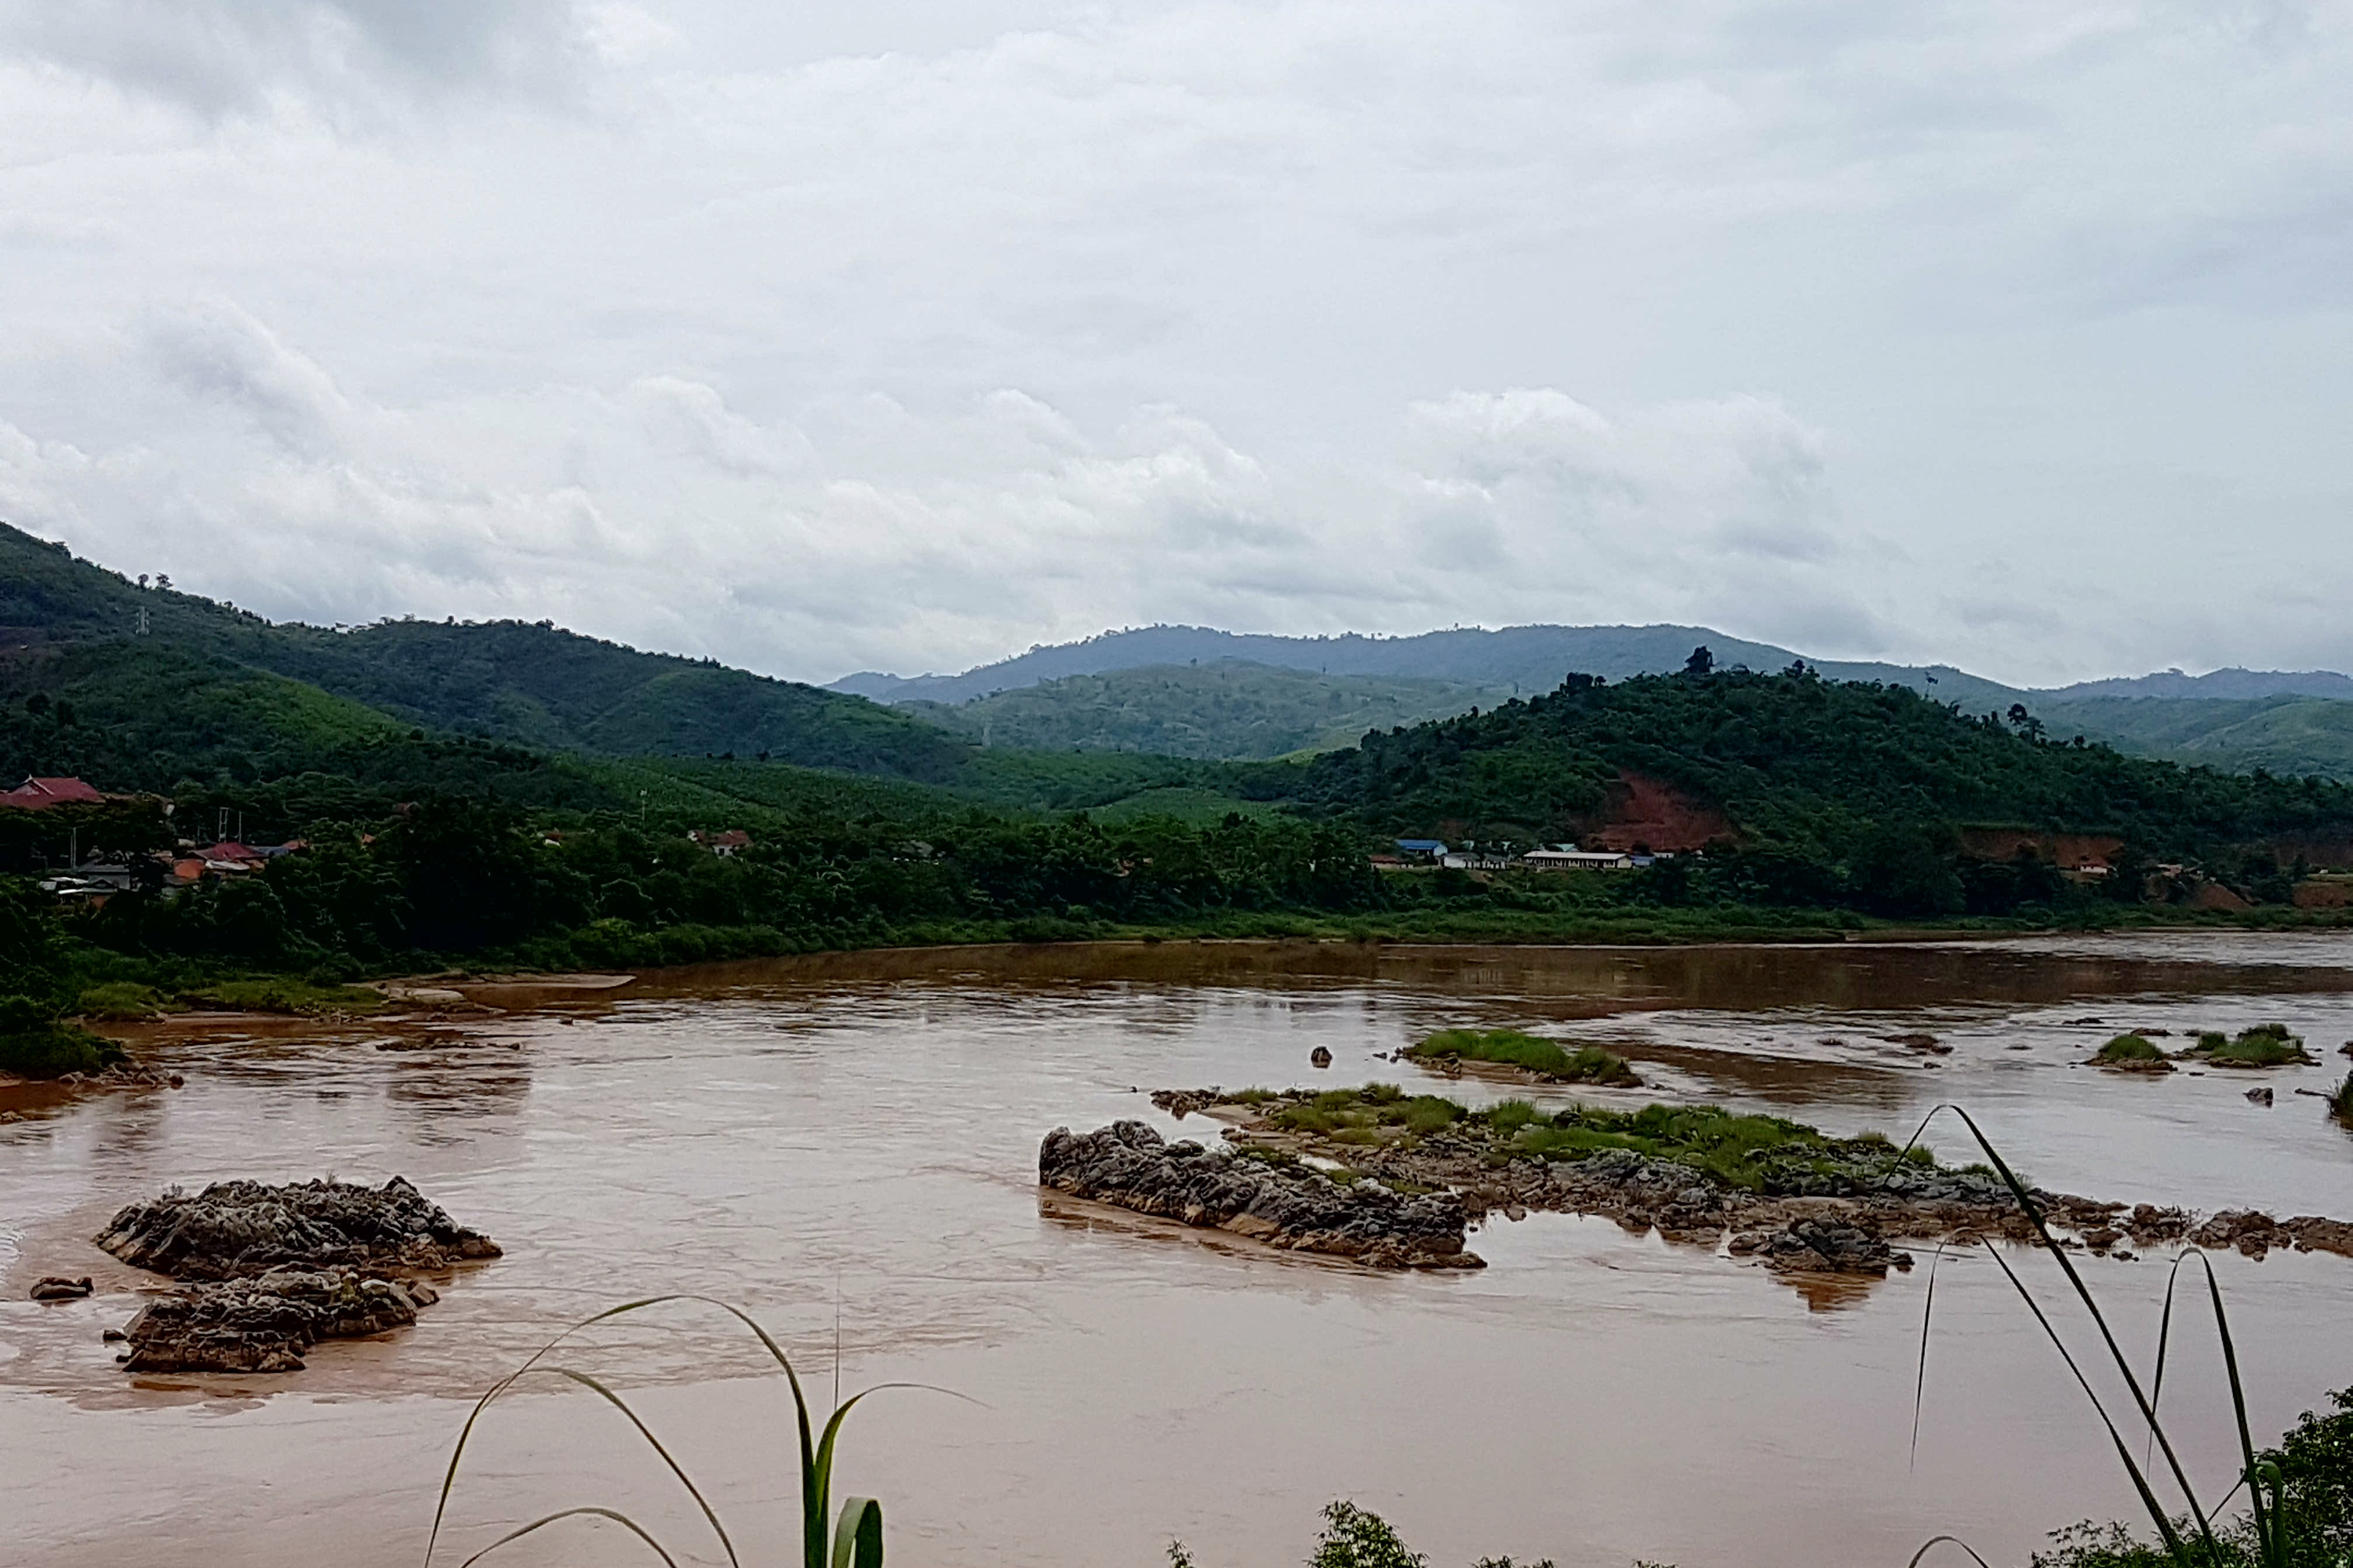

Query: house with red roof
[0,776,105,809]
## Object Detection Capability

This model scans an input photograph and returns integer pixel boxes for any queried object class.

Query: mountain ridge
[831,622,2352,709]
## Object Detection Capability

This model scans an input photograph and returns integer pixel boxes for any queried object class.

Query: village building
[691,829,752,857]
[1523,847,1638,871]
[0,776,106,809]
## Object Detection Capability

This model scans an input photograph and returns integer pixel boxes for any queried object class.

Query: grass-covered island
[1402,1028,1642,1086]
[1129,1086,2353,1271]
[2089,1024,2318,1072]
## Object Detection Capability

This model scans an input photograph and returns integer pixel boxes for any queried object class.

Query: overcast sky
[1,2,2348,687]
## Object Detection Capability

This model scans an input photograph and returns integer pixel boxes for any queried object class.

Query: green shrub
[2329,1071,2352,1126]
[2200,1025,2313,1067]
[1311,1502,1427,1568]
[76,981,176,1020]
[1406,1028,1642,1086]
[2093,1033,2170,1068]
[0,1020,124,1078]
[1487,1098,1541,1134]
[180,977,387,1016]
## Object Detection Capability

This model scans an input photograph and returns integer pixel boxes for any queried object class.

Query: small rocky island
[89,1176,499,1373]
[1040,1121,1483,1268]
[1111,1086,2353,1276]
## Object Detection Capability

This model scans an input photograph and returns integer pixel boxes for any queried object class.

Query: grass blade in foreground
[425,1294,949,1568]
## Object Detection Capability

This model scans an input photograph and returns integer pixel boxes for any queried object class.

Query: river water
[4,936,2351,1568]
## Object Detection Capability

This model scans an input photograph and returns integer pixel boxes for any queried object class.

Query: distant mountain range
[832,624,2353,711]
[833,624,2353,777]
[829,623,2013,705]
[12,511,2353,790]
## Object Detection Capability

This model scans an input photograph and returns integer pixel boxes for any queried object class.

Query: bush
[2093,1034,2172,1071]
[1311,1502,1427,1568]
[180,977,386,1016]
[76,981,176,1020]
[2031,1388,2353,1566]
[0,1018,124,1078]
[1407,1028,1642,1086]
[2199,1024,2313,1067]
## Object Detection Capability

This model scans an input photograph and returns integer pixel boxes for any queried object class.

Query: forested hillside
[0,524,968,778]
[831,621,2002,704]
[901,660,1510,759]
[2027,694,2353,781]
[1270,668,2353,884]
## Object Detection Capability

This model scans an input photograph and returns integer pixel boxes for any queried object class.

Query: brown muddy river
[5,936,2352,1567]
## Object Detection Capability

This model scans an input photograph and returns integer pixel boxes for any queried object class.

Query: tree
[1683,645,1715,676]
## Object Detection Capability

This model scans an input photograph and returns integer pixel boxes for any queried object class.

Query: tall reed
[424,1293,937,1568]
[1904,1108,2288,1567]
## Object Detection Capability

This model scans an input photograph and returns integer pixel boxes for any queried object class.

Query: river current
[4,935,2351,1567]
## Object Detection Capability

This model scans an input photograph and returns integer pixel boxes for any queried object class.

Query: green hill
[2028,695,2353,781]
[1270,668,2353,871]
[901,660,1510,759]
[0,524,969,780]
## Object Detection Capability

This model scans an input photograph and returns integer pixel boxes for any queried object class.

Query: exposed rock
[1309,1046,1333,1068]
[92,1176,492,1375]
[31,1275,93,1301]
[96,1176,500,1281]
[118,1267,431,1373]
[1039,1121,1481,1269]
[1752,1218,1914,1275]
[2247,1086,2274,1106]
[1127,1088,2340,1291]
[2190,1210,2353,1261]
[1884,1033,1952,1054]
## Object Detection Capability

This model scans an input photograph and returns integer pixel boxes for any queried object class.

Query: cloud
[0,303,1906,678]
[2,2,2351,686]
[0,0,591,120]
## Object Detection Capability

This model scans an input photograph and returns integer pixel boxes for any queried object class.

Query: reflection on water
[2,933,2351,1568]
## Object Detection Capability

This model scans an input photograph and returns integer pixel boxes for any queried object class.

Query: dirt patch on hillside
[1957,829,2124,869]
[1580,772,1733,853]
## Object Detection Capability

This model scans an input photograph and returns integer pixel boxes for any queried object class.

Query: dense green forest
[901,660,1511,759]
[0,524,966,777]
[1267,668,2353,913]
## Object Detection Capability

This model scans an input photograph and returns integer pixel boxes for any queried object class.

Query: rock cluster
[96,1176,500,1280]
[116,1268,441,1373]
[2188,1210,2353,1261]
[1734,1217,1914,1275]
[1040,1121,1482,1268]
[90,1177,496,1373]
[1135,1086,2353,1290]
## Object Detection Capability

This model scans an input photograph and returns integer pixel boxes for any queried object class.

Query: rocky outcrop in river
[91,1177,496,1373]
[1040,1121,1482,1268]
[115,1268,440,1373]
[96,1176,500,1280]
[1144,1087,2353,1278]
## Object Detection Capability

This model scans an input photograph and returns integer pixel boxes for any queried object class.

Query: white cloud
[1,2,2351,686]
[0,305,1903,678]
[0,0,592,121]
